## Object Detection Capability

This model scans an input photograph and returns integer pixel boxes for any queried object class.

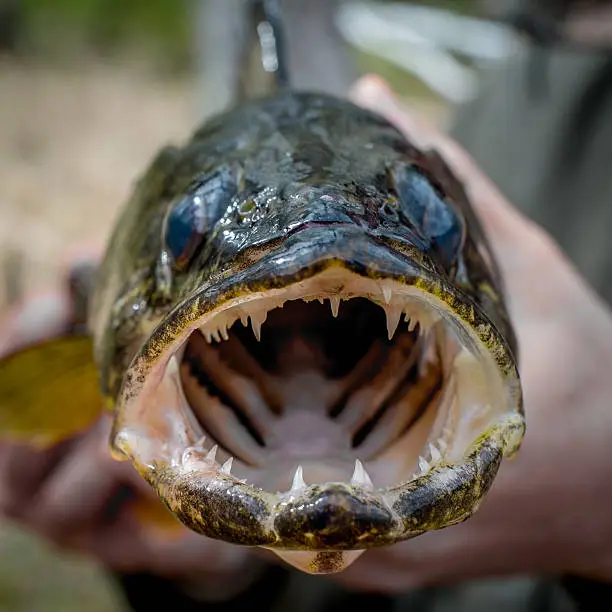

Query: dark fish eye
[390,164,465,269]
[165,194,207,270]
[164,166,238,270]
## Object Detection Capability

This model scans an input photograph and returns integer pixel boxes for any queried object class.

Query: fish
[0,0,524,575]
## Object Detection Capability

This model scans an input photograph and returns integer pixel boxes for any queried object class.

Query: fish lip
[139,414,522,550]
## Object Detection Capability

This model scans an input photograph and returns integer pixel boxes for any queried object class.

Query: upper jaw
[109,236,523,558]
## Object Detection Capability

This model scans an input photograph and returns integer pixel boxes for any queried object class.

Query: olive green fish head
[91,92,524,574]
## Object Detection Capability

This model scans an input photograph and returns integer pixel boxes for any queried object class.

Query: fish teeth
[219,324,229,341]
[384,305,403,340]
[429,443,442,463]
[351,459,374,489]
[381,282,393,305]
[212,329,221,343]
[221,457,234,474]
[291,465,307,491]
[203,330,213,343]
[418,456,430,473]
[330,296,340,318]
[182,446,202,466]
[407,316,417,332]
[419,313,439,336]
[206,444,218,463]
[249,310,267,341]
[194,435,207,450]
[240,313,249,326]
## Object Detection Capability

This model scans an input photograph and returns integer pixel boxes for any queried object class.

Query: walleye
[0,0,524,574]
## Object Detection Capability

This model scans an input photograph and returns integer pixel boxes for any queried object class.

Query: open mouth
[178,288,456,491]
[112,265,523,569]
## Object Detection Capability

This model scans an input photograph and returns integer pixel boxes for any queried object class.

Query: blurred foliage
[354,49,443,100]
[3,0,192,71]
[1,0,484,71]
[399,0,482,13]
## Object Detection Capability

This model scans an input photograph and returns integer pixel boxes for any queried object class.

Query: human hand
[0,262,259,590]
[322,75,612,593]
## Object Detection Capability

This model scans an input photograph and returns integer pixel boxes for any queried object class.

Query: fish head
[92,93,524,574]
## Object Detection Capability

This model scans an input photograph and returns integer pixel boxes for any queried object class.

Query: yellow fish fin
[0,335,103,448]
[131,496,184,536]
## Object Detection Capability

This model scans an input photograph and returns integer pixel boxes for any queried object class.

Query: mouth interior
[121,269,508,494]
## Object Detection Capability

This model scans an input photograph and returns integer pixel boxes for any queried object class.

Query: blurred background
[0,0,607,609]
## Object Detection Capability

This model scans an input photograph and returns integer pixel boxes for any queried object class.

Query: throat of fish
[178,296,447,491]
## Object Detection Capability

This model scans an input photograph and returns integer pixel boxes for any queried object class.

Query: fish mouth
[111,231,523,574]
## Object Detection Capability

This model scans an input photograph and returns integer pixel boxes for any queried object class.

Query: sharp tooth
[212,329,221,343]
[407,316,417,332]
[219,324,229,341]
[330,296,340,318]
[317,297,324,305]
[182,447,199,465]
[351,459,374,489]
[384,305,402,340]
[195,435,206,449]
[420,313,439,335]
[381,283,393,305]
[291,465,306,491]
[251,318,262,341]
[206,444,218,463]
[240,313,249,326]
[429,443,441,463]
[203,329,213,343]
[418,456,430,473]
[221,457,233,474]
[249,310,267,341]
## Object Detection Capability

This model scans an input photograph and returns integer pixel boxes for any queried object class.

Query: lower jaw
[142,413,521,560]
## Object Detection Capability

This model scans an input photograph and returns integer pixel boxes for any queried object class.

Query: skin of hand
[0,263,258,590]
[327,75,612,593]
[1,74,612,594]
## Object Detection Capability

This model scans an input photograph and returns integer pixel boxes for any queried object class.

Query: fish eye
[390,164,465,269]
[164,166,238,271]
[165,194,207,270]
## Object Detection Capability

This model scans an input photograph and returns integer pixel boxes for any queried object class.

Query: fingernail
[349,74,398,109]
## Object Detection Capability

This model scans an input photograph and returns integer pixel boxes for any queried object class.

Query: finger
[0,246,101,356]
[85,510,252,576]
[0,292,71,355]
[22,419,136,547]
[0,438,75,519]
